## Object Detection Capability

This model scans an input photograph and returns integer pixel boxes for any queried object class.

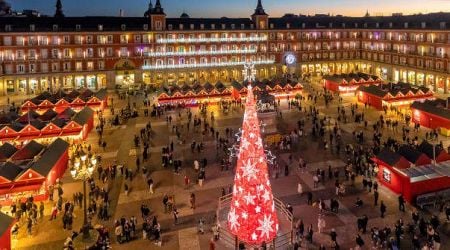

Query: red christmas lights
[228,85,279,244]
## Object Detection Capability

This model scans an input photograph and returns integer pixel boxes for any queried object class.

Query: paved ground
[6,77,450,250]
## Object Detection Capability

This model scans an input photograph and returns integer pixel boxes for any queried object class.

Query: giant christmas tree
[228,84,279,244]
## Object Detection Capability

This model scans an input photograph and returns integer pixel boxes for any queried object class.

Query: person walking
[173,206,179,225]
[147,178,154,194]
[380,201,386,218]
[317,216,326,233]
[398,194,405,212]
[190,193,196,209]
[297,182,303,195]
[374,190,379,206]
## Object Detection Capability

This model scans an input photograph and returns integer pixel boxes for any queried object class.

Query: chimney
[119,9,124,17]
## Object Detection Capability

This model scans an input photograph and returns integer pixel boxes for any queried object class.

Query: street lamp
[70,151,97,239]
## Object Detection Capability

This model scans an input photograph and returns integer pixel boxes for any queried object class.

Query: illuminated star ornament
[227,83,279,244]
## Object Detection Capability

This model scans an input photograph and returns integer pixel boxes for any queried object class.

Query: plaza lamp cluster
[156,36,268,44]
[141,59,275,70]
[70,151,98,239]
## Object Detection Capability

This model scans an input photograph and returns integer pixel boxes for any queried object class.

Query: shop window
[383,169,391,183]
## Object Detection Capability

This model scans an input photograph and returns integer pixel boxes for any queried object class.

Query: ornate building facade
[0,0,449,95]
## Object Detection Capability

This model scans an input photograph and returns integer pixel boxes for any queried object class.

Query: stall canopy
[418,141,450,163]
[398,145,432,166]
[30,138,69,178]
[21,88,107,113]
[411,98,450,130]
[0,143,17,161]
[357,82,434,110]
[374,148,411,169]
[10,140,45,161]
[323,73,383,93]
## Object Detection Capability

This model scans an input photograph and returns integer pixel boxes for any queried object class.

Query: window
[17,64,26,73]
[121,24,126,31]
[190,24,194,30]
[156,21,162,30]
[63,35,70,44]
[211,24,215,29]
[75,62,83,71]
[63,62,71,71]
[231,24,235,29]
[41,63,48,72]
[143,24,148,30]
[29,64,36,73]
[87,61,94,70]
[270,23,274,29]
[98,61,105,70]
[200,24,205,30]
[30,24,35,32]
[3,36,12,46]
[241,24,245,29]
[76,24,81,31]
[179,24,184,30]
[120,35,128,43]
[16,36,25,46]
[134,35,141,43]
[53,24,58,31]
[107,35,113,44]
[5,25,12,32]
[168,24,173,30]
[98,24,103,31]
[106,47,113,56]
[51,62,59,72]
[40,49,48,59]
[86,36,93,44]
[221,24,226,29]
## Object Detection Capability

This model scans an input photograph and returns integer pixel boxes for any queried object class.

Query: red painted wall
[411,108,450,130]
[358,92,383,110]
[0,221,13,250]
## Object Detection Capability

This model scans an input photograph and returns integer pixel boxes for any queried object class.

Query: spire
[253,0,267,16]
[54,0,64,18]
[365,9,370,17]
[153,0,165,15]
[144,0,153,17]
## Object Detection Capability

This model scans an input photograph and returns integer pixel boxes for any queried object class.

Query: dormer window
[200,24,205,30]
[179,24,184,30]
[121,24,126,31]
[168,24,173,30]
[143,24,148,30]
[270,23,274,29]
[231,24,235,29]
[421,22,426,28]
[221,24,226,29]
[76,24,81,31]
[404,22,408,28]
[53,24,58,31]
[241,24,245,29]
[250,24,254,29]
[98,24,103,31]
[376,23,379,28]
[287,23,290,29]
[302,23,305,29]
[389,22,393,28]
[440,22,446,29]
[342,23,346,28]
[211,24,216,29]
[30,24,35,32]
[190,24,194,30]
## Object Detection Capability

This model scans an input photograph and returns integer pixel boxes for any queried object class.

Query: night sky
[12,0,450,17]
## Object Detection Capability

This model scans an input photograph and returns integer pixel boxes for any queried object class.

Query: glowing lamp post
[70,152,97,239]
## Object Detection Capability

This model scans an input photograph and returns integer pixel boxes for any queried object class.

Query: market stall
[410,98,450,133]
[323,73,383,93]
[357,83,434,110]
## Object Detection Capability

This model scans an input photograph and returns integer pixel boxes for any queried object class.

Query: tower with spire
[251,0,268,29]
[148,0,166,30]
[54,0,64,18]
[144,0,153,17]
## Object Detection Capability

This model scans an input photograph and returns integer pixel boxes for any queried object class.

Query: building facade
[0,0,449,96]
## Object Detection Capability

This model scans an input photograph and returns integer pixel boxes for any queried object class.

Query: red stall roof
[0,212,14,236]
[374,148,411,169]
[29,138,68,177]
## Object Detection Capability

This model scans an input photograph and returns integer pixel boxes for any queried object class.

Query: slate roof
[358,82,431,98]
[0,143,17,161]
[411,99,450,120]
[0,212,14,236]
[324,73,380,83]
[0,12,448,32]
[418,140,444,159]
[398,145,426,164]
[10,140,44,161]
[94,88,108,100]
[30,138,69,177]
[376,148,403,166]
[0,161,23,181]
[72,107,94,126]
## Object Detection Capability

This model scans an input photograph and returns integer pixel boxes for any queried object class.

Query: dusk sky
[12,0,450,17]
